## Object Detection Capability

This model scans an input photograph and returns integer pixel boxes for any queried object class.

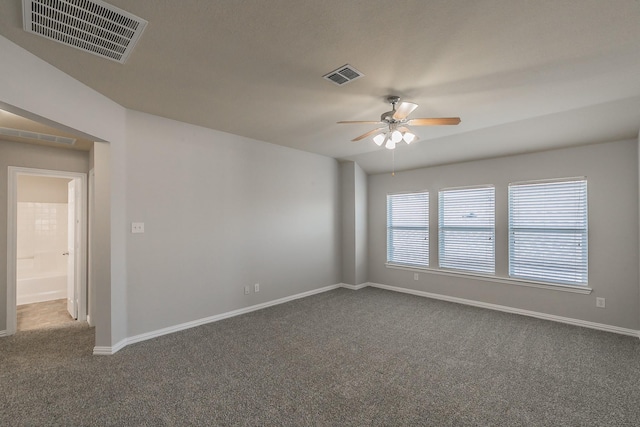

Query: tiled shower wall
[17,202,69,279]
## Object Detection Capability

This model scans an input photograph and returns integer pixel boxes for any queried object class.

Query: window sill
[385,263,592,294]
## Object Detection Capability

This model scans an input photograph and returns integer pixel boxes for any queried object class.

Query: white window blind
[387,192,429,267]
[509,179,588,286]
[438,187,495,274]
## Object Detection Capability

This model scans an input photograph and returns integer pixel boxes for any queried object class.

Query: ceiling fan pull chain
[392,149,395,177]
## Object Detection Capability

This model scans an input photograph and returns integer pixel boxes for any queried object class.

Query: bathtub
[17,255,67,305]
[17,273,67,305]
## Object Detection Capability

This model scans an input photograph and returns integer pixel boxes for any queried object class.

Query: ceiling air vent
[323,64,364,86]
[22,0,147,64]
[0,127,77,145]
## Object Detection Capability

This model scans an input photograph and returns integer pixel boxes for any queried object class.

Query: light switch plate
[131,222,145,233]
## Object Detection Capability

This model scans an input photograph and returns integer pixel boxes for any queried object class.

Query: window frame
[508,177,588,286]
[386,191,430,268]
[438,185,496,274]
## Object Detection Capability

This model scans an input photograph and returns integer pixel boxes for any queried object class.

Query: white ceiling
[1,0,639,173]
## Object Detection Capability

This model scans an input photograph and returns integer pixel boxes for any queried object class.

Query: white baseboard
[340,283,369,291]
[93,283,343,355]
[90,280,639,355]
[0,330,7,337]
[93,346,114,356]
[367,282,640,338]
[93,339,127,356]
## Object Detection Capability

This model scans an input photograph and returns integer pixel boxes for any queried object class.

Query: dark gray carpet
[1,287,639,426]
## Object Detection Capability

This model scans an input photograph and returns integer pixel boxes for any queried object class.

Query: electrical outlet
[254,283,260,293]
[244,285,250,295]
[131,222,144,233]
[596,297,605,308]
[414,273,419,281]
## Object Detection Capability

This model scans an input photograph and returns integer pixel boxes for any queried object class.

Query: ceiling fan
[338,96,461,149]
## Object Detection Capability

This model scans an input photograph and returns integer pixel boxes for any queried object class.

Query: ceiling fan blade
[408,117,461,126]
[392,102,419,120]
[337,120,384,124]
[351,127,386,142]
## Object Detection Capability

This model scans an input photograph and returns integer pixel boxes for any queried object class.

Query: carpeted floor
[1,287,639,426]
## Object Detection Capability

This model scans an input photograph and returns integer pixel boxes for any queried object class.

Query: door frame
[87,168,95,327]
[6,166,87,335]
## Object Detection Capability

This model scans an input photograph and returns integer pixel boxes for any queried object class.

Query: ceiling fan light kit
[338,95,461,150]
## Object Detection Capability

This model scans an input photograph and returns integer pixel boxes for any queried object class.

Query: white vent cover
[323,64,364,86]
[22,0,147,63]
[0,127,77,145]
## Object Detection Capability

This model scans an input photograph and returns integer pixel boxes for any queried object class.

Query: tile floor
[17,299,75,331]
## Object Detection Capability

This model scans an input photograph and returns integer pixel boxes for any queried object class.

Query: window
[438,186,495,274]
[509,179,587,286]
[387,192,429,267]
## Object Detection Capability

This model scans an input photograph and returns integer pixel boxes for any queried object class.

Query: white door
[67,179,77,319]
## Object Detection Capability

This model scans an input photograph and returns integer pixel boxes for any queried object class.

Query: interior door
[67,179,77,319]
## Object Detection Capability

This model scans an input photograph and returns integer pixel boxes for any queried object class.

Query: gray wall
[91,142,113,346]
[0,140,89,332]
[1,34,128,348]
[341,162,356,285]
[341,161,368,286]
[1,35,342,346]
[368,139,639,330]
[354,162,368,285]
[124,110,342,336]
[2,34,637,347]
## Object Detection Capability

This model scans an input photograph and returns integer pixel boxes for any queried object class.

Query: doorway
[6,167,87,335]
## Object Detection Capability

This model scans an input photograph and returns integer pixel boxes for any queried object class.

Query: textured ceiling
[1,0,640,173]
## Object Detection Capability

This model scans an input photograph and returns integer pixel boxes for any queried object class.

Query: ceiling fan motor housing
[381,96,402,122]
[381,111,396,122]
[386,95,401,105]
